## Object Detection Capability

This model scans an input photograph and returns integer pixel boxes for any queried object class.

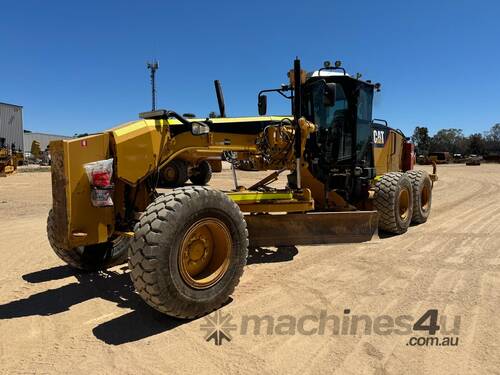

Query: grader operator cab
[47,59,436,318]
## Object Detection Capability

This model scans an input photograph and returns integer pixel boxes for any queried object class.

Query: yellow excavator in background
[47,59,436,318]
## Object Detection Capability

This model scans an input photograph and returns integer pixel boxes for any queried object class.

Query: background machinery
[0,138,23,176]
[47,59,436,318]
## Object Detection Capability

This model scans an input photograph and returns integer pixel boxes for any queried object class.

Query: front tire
[128,186,248,318]
[374,172,413,234]
[160,160,189,187]
[189,160,212,185]
[47,209,129,271]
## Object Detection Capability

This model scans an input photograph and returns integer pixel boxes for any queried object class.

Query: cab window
[308,82,352,162]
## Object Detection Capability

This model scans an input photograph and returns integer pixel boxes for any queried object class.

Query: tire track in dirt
[218,165,500,374]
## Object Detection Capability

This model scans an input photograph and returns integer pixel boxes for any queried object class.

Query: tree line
[411,123,500,156]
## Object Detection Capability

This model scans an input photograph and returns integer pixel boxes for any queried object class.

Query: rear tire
[160,160,189,187]
[406,170,432,224]
[128,186,248,318]
[47,209,129,271]
[189,160,212,185]
[374,172,413,234]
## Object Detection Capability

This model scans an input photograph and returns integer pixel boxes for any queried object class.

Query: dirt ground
[0,164,499,375]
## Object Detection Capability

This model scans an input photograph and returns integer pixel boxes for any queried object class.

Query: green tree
[411,126,431,155]
[486,123,500,142]
[484,123,500,154]
[468,133,484,155]
[430,128,466,154]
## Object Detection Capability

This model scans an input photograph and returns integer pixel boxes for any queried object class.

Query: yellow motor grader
[47,59,436,318]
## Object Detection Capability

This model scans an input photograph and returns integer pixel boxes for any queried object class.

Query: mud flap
[245,211,378,248]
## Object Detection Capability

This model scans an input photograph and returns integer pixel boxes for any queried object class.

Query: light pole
[147,60,159,111]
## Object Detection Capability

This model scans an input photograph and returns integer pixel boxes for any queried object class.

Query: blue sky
[1,0,499,137]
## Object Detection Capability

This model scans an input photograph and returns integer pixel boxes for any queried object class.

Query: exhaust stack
[214,80,226,118]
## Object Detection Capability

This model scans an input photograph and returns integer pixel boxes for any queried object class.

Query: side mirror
[191,121,210,136]
[258,95,267,115]
[324,82,337,107]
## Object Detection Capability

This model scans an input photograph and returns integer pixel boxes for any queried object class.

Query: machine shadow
[2,267,130,319]
[5,245,295,346]
[246,246,298,265]
[377,222,423,239]
[22,265,77,283]
[4,265,187,345]
[92,304,188,345]
[377,231,397,239]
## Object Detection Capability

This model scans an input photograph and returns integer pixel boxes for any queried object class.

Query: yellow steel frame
[109,116,290,185]
[227,189,314,213]
[50,115,295,248]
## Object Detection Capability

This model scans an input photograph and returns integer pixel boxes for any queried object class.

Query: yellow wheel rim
[399,189,410,221]
[179,218,231,289]
[421,185,430,211]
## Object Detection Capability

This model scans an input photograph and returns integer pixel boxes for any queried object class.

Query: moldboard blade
[245,211,378,248]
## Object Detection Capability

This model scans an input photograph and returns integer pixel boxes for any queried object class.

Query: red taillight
[84,159,114,207]
[91,170,111,187]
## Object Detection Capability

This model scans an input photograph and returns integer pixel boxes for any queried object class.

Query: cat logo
[373,129,386,146]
